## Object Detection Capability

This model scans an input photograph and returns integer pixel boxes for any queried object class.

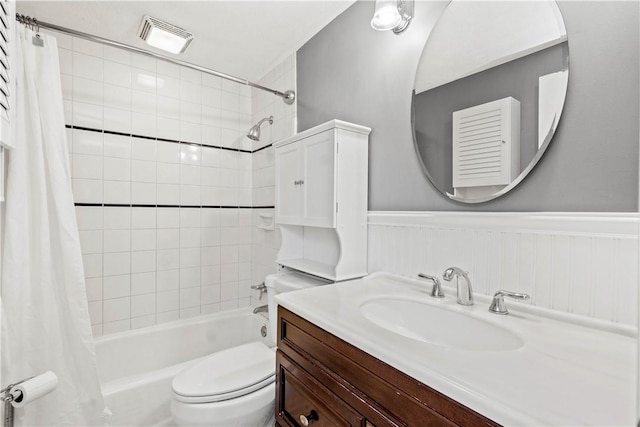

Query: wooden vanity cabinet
[275,307,500,427]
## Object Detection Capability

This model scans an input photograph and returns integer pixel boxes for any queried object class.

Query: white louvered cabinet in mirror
[274,120,370,281]
[452,97,520,200]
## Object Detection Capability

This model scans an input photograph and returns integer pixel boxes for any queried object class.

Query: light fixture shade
[370,0,414,34]
[139,15,194,54]
[370,0,402,31]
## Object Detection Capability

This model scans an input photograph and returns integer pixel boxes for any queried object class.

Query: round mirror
[412,1,569,203]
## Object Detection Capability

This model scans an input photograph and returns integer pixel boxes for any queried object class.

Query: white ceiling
[17,0,355,82]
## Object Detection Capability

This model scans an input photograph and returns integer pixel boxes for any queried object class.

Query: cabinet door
[275,143,302,225]
[301,131,336,227]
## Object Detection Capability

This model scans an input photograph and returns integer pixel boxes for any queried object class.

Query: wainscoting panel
[368,212,638,326]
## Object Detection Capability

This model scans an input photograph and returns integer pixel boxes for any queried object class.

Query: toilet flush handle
[250,282,267,300]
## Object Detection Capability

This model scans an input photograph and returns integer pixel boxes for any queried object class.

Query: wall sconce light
[370,0,414,34]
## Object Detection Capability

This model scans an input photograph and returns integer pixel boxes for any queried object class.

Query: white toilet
[170,270,326,427]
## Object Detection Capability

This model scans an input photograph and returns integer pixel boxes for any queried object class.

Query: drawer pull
[299,410,318,426]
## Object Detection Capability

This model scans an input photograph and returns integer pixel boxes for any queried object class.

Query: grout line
[75,203,274,209]
[65,124,272,154]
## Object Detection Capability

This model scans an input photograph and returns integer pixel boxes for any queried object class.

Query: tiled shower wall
[55,32,293,336]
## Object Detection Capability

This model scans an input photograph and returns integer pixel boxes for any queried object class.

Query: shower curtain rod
[15,14,296,105]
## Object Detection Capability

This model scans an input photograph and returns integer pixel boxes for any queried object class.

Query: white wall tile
[104,107,131,133]
[104,252,131,276]
[73,77,103,106]
[131,272,156,295]
[82,254,103,278]
[104,157,131,181]
[73,52,103,81]
[157,249,180,270]
[73,129,103,156]
[157,290,179,313]
[132,294,155,317]
[73,101,103,128]
[132,208,156,229]
[132,250,156,273]
[103,230,131,253]
[103,274,130,299]
[201,247,221,267]
[132,229,156,251]
[73,179,103,203]
[72,154,103,180]
[103,134,131,159]
[77,207,104,230]
[157,269,179,292]
[104,61,132,87]
[103,207,131,229]
[104,180,131,204]
[157,208,180,228]
[86,278,103,302]
[103,297,131,322]
[131,315,155,330]
[80,230,103,254]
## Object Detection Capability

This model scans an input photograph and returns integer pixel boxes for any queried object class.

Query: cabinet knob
[299,410,318,426]
[300,179,304,185]
[294,180,299,185]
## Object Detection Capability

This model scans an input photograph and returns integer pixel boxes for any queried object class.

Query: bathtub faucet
[252,305,268,314]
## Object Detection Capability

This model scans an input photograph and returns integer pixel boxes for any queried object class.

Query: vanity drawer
[278,306,500,427]
[276,351,364,427]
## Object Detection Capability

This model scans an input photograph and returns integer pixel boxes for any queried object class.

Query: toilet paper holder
[1,376,34,427]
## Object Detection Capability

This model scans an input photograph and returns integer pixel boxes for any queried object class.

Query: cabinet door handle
[299,410,318,426]
[300,180,304,185]
[294,180,299,186]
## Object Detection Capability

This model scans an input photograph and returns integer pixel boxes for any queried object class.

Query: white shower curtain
[1,28,109,425]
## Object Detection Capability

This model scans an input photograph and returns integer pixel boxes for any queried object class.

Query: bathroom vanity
[274,273,636,426]
[275,306,497,426]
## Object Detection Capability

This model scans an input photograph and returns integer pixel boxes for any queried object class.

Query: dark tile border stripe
[75,203,275,209]
[65,124,273,154]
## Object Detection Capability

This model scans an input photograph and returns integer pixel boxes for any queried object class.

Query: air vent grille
[138,15,194,54]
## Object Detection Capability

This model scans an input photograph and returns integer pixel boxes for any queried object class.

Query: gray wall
[297,1,639,212]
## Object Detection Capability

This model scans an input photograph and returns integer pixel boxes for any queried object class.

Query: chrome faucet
[443,267,473,306]
[252,304,268,314]
[418,273,444,298]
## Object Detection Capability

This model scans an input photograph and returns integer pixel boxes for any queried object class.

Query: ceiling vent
[138,15,194,54]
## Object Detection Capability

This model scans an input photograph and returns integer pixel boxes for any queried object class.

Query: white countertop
[275,272,637,426]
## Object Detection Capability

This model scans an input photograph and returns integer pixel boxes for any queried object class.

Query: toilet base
[171,382,275,427]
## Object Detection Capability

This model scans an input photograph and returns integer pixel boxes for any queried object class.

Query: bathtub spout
[252,305,268,314]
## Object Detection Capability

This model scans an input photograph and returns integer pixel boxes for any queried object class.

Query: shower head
[247,116,274,142]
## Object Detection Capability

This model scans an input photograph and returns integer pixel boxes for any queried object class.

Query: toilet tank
[265,271,328,346]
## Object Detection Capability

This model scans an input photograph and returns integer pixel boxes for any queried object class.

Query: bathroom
[0,0,637,426]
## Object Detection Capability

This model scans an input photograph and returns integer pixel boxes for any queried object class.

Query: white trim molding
[368,211,638,238]
[367,211,638,326]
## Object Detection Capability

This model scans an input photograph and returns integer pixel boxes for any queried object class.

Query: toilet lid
[172,342,275,403]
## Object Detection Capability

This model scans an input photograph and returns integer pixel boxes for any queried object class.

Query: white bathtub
[95,309,270,427]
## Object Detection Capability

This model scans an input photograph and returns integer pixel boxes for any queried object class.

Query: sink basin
[359,298,523,351]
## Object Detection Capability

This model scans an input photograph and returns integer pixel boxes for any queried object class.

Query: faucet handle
[418,273,445,298]
[489,290,530,315]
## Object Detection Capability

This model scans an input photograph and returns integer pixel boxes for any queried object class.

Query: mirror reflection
[412,1,569,203]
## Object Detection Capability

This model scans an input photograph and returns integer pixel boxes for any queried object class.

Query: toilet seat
[172,342,275,404]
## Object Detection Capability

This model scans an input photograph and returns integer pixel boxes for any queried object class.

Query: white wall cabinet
[274,120,370,281]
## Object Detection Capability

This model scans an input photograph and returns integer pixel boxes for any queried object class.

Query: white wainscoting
[368,212,638,326]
